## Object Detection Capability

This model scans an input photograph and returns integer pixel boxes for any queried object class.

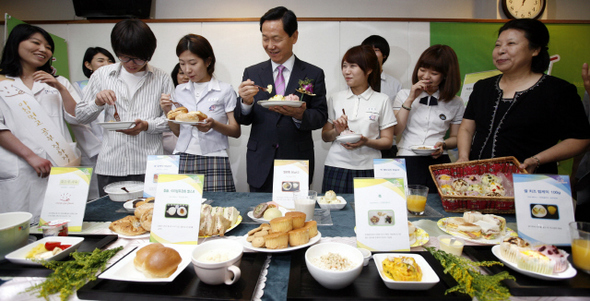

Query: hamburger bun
[166,107,188,120]
[134,243,182,278]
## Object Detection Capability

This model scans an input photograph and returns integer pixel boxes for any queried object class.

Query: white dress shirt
[76,63,174,176]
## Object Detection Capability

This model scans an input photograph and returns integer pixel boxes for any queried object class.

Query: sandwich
[463,211,483,223]
[474,219,502,240]
[446,217,482,239]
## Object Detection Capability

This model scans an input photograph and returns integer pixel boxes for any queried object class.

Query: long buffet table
[1,193,588,301]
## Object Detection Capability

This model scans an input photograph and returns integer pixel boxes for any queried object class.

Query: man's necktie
[275,65,285,96]
[419,96,438,106]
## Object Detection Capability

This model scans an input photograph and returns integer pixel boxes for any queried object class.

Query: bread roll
[285,211,305,229]
[270,216,293,233]
[166,107,188,120]
[134,244,182,278]
[176,111,208,122]
[264,232,289,249]
[288,227,310,246]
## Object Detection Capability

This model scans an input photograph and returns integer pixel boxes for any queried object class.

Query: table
[1,193,587,301]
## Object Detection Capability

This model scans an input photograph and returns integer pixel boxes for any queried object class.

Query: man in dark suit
[235,6,328,192]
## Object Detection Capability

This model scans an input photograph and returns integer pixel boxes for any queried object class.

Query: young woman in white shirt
[321,45,397,194]
[160,34,240,192]
[393,44,464,191]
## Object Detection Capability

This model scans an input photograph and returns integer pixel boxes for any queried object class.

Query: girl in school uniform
[321,45,397,194]
[393,44,464,191]
[160,34,240,192]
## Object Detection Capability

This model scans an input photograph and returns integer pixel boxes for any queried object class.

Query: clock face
[502,0,546,19]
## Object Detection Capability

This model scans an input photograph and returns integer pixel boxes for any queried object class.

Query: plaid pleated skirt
[322,165,374,194]
[178,153,236,192]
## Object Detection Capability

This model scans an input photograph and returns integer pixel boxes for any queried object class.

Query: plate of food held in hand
[335,130,361,144]
[248,202,289,223]
[98,242,194,282]
[491,237,576,280]
[437,211,517,245]
[199,204,242,238]
[5,236,84,265]
[258,94,303,108]
[410,145,438,156]
[167,107,207,125]
[98,121,136,131]
[241,212,321,253]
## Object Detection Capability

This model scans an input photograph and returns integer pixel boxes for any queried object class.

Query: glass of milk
[294,190,317,221]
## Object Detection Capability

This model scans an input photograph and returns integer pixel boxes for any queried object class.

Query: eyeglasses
[118,56,147,65]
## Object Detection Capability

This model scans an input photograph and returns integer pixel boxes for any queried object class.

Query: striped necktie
[275,65,285,96]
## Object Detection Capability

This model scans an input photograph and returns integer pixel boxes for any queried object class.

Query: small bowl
[317,196,347,210]
[191,239,243,285]
[410,145,437,156]
[438,235,465,256]
[103,181,144,202]
[373,253,440,290]
[358,248,372,266]
[0,212,32,260]
[305,242,363,290]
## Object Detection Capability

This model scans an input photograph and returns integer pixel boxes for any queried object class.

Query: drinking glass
[406,185,428,215]
[294,190,317,221]
[570,221,590,274]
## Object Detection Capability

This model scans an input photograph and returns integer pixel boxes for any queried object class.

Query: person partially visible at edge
[0,24,82,222]
[456,19,590,174]
[362,35,403,158]
[71,46,115,200]
[160,63,187,155]
[160,34,240,192]
[234,6,328,192]
[321,45,396,194]
[394,45,464,192]
[75,19,174,196]
[571,62,590,222]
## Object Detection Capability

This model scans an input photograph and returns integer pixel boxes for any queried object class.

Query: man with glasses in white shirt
[76,19,174,196]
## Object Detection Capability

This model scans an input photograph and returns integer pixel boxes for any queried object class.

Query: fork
[113,103,121,122]
[255,85,268,92]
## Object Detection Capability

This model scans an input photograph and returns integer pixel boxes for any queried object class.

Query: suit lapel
[287,56,305,94]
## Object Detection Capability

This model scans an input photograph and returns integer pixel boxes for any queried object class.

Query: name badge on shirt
[439,114,447,120]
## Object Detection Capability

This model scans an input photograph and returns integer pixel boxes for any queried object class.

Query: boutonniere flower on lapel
[296,78,316,97]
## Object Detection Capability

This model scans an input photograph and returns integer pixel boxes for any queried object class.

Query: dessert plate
[258,100,303,108]
[98,121,135,130]
[491,245,577,280]
[437,217,517,245]
[240,231,321,253]
[335,134,361,144]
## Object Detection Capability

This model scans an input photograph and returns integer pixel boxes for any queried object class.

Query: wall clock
[501,0,546,19]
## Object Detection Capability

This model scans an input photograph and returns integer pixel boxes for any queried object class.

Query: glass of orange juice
[406,185,429,215]
[569,221,590,274]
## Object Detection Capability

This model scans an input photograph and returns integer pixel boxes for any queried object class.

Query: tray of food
[429,156,526,213]
[463,245,590,296]
[0,233,118,277]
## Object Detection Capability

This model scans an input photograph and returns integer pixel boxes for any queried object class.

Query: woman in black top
[457,19,590,174]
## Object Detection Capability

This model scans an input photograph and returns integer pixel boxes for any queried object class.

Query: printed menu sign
[354,178,410,251]
[40,167,93,232]
[272,160,309,209]
[143,155,180,198]
[374,158,408,188]
[513,174,575,246]
[150,174,204,244]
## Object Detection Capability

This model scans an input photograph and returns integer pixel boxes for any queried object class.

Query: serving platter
[437,217,517,245]
[240,231,321,253]
[258,100,303,108]
[98,243,194,283]
[491,245,576,281]
[98,121,135,130]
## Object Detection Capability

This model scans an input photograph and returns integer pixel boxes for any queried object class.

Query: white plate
[335,134,361,144]
[110,231,151,239]
[5,236,84,265]
[437,218,517,245]
[491,245,577,280]
[240,231,321,253]
[168,119,206,125]
[199,215,242,238]
[247,206,289,223]
[531,205,547,217]
[317,196,347,210]
[98,243,195,282]
[98,121,135,130]
[410,145,437,155]
[258,100,303,108]
[373,253,440,290]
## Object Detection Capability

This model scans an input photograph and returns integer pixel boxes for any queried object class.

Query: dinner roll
[134,243,182,278]
[166,107,188,120]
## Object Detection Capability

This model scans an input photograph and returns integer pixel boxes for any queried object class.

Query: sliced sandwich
[474,219,501,240]
[446,217,482,239]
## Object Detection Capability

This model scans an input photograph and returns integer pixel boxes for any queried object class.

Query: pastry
[253,203,269,218]
[140,207,153,231]
[464,174,481,185]
[481,173,502,185]
[485,182,505,196]
[176,111,207,122]
[285,211,306,229]
[303,220,318,238]
[451,178,469,192]
[436,174,453,185]
[135,203,154,219]
[288,227,310,246]
[270,216,293,233]
[109,215,147,236]
[500,237,531,264]
[166,107,188,120]
[517,250,554,275]
[535,245,569,273]
[264,232,289,249]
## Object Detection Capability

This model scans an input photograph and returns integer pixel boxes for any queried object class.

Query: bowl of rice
[305,242,363,289]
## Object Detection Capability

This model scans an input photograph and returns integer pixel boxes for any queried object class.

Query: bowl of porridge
[191,239,243,285]
[305,242,363,289]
